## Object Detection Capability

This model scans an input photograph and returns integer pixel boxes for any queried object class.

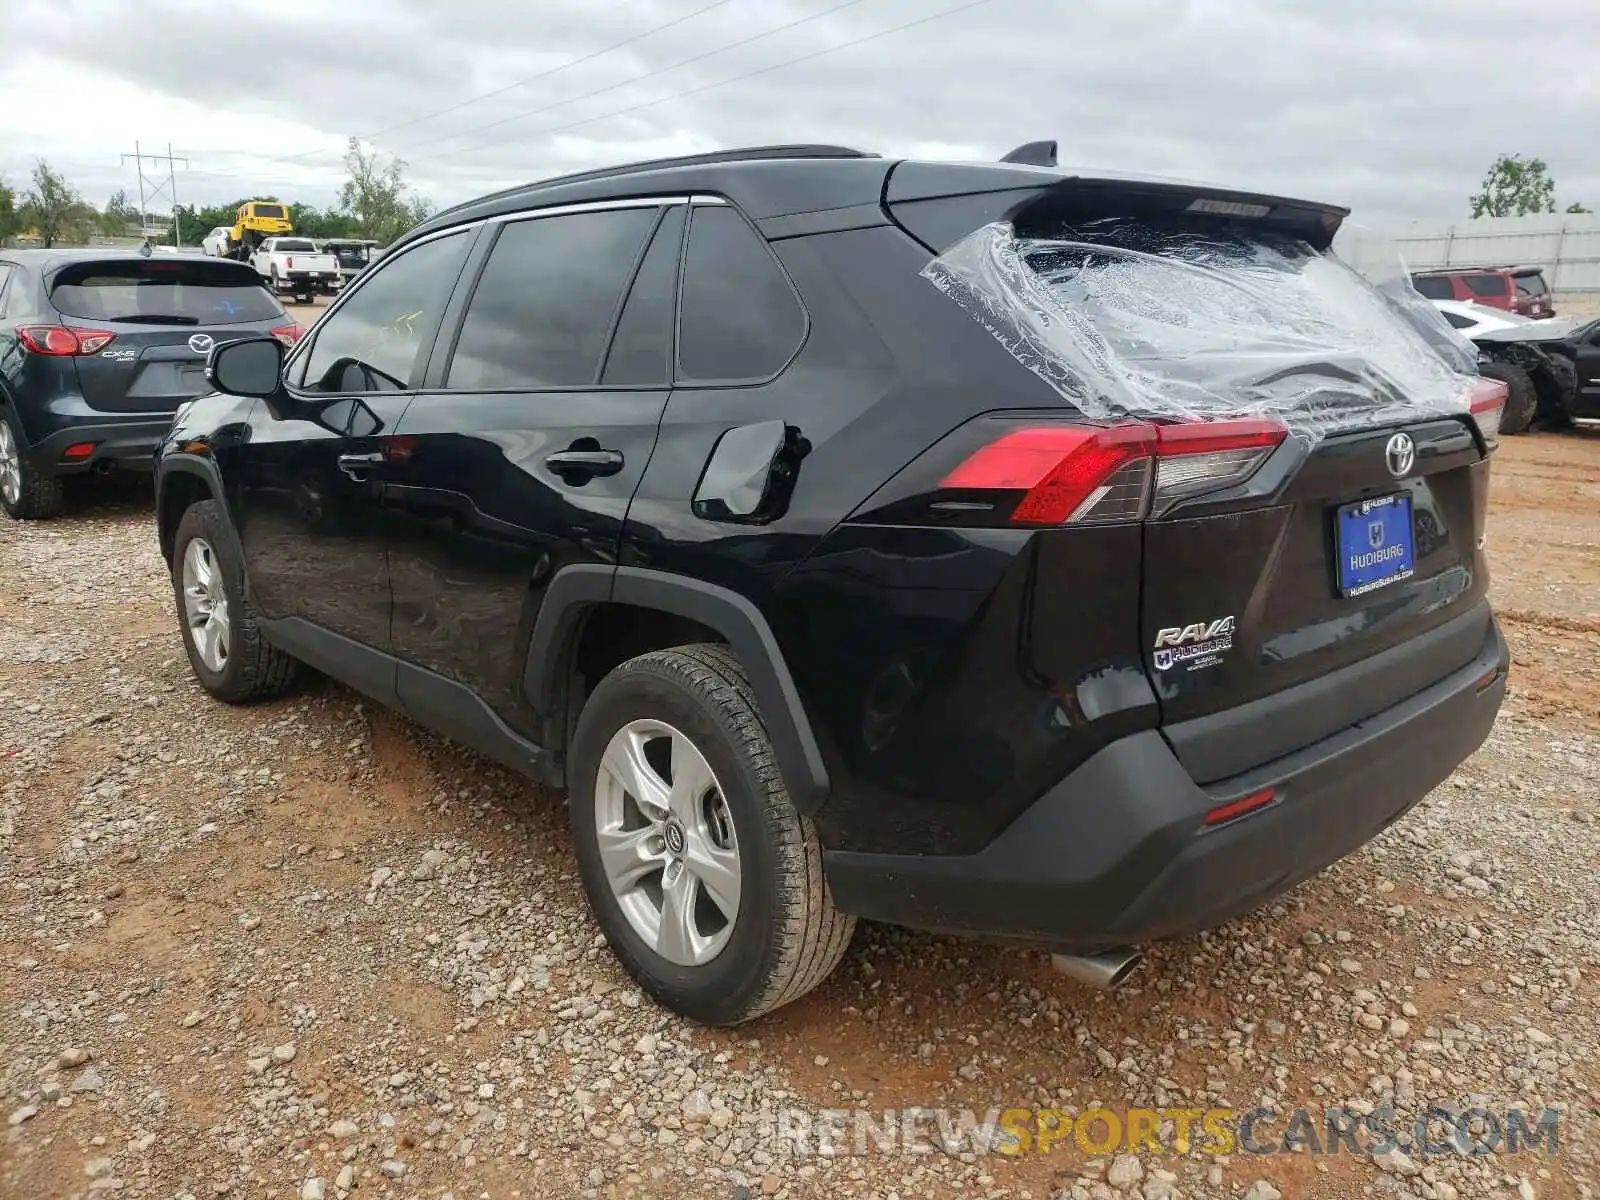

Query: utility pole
[119,142,189,245]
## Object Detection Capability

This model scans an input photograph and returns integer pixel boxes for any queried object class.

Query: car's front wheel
[568,644,854,1025]
[171,500,299,702]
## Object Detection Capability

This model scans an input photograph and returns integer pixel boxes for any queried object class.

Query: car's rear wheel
[1478,361,1536,435]
[568,644,854,1025]
[171,500,299,702]
[0,409,64,520]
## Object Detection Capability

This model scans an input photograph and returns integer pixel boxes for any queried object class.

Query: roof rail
[428,144,876,223]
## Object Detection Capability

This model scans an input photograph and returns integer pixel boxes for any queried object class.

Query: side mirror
[208,336,284,399]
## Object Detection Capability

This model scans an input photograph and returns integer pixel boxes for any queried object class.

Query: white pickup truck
[249,237,340,303]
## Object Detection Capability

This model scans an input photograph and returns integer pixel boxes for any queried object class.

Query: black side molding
[256,616,399,706]
[523,565,831,813]
[396,662,557,786]
[256,615,559,787]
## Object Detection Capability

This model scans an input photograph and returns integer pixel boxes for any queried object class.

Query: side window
[677,204,805,383]
[299,231,470,394]
[446,207,658,391]
[601,206,685,386]
[1465,273,1508,299]
[1410,276,1452,301]
[0,265,13,316]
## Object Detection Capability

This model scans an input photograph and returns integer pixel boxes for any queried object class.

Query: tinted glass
[50,259,283,324]
[447,207,656,390]
[1465,273,1508,298]
[1514,271,1548,297]
[1410,275,1453,300]
[1443,310,1475,329]
[273,239,317,252]
[678,205,805,382]
[254,204,286,219]
[602,206,685,386]
[301,230,470,393]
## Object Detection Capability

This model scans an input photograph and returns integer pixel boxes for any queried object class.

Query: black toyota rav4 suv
[154,144,1509,1025]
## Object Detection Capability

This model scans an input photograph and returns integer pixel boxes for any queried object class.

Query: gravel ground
[3,429,1598,1200]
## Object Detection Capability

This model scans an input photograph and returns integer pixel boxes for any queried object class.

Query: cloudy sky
[3,0,1597,228]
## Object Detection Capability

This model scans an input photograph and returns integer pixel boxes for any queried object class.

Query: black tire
[1478,361,1537,435]
[1534,353,1577,430]
[170,500,299,703]
[568,644,854,1026]
[0,407,64,520]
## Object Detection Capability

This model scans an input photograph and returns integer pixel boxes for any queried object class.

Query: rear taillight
[1467,377,1507,449]
[270,324,304,348]
[287,256,295,269]
[18,326,116,356]
[937,417,1286,526]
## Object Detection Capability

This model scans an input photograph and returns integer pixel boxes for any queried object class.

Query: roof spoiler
[888,161,1351,252]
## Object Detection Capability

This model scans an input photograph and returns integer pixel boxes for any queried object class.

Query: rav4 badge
[1152,616,1235,673]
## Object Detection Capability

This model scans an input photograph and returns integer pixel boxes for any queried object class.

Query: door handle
[545,448,624,478]
[337,451,385,480]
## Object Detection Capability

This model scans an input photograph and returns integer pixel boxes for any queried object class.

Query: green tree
[20,159,84,247]
[1470,154,1557,218]
[338,138,430,245]
[0,177,18,245]
[1567,202,1593,214]
[289,203,358,240]
[101,188,141,236]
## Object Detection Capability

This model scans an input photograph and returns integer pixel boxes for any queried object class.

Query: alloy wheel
[0,421,20,506]
[181,537,231,672]
[593,718,742,967]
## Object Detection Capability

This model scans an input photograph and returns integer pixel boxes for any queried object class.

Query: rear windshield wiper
[111,314,201,326]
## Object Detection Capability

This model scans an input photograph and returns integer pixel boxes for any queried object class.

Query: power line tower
[120,142,190,244]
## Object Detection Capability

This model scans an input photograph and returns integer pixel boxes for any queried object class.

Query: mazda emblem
[1385,432,1416,478]
[188,333,215,355]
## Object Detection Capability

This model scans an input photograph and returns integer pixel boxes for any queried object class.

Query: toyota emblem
[188,333,215,355]
[1385,432,1416,478]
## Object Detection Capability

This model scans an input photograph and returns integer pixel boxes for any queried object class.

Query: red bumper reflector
[62,443,97,460]
[1475,668,1502,693]
[1203,787,1277,826]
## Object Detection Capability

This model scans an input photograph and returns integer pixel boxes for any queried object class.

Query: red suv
[1411,267,1555,318]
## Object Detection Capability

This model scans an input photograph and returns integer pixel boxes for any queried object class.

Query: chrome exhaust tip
[1050,947,1143,989]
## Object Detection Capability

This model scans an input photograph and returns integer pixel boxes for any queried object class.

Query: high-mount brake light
[17,326,116,356]
[939,418,1287,526]
[1466,377,1508,449]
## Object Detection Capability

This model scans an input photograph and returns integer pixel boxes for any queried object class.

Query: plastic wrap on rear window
[921,218,1482,446]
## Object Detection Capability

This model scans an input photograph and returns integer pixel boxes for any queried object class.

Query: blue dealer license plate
[1335,493,1415,597]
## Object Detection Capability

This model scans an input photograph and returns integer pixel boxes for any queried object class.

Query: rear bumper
[25,418,172,476]
[823,610,1508,950]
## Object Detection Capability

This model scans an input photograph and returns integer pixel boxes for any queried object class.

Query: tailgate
[1144,416,1493,778]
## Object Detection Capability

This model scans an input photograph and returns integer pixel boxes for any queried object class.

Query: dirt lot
[2,429,1597,1200]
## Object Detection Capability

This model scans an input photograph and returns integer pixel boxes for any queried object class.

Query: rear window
[253,205,286,219]
[273,239,317,252]
[1514,271,1548,297]
[1410,275,1453,300]
[923,215,1479,441]
[1465,273,1509,298]
[50,259,283,325]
